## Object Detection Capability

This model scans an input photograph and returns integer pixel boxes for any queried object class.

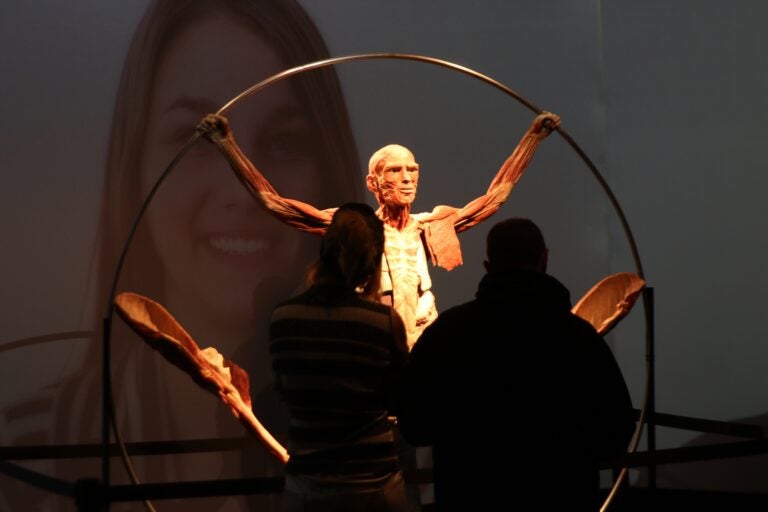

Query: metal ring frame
[103,52,651,511]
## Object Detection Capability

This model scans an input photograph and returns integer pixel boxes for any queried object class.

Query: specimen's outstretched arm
[198,114,334,235]
[452,111,561,233]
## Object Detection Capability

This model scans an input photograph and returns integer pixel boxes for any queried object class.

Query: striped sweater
[269,285,408,483]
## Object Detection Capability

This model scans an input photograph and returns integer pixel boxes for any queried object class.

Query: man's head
[366,144,419,208]
[485,218,548,273]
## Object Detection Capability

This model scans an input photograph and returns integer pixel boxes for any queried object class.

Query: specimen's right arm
[197,114,334,234]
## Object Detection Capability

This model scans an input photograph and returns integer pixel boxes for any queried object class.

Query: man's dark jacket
[397,269,635,511]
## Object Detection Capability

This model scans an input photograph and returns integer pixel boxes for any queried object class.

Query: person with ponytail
[269,203,409,512]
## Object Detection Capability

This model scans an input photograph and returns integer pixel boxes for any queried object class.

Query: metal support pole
[645,287,656,489]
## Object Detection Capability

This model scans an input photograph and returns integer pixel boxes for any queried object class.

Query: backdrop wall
[2,1,767,507]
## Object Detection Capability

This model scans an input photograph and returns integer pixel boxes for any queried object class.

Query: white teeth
[209,236,268,255]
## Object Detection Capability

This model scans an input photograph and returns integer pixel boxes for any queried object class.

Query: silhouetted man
[397,217,635,511]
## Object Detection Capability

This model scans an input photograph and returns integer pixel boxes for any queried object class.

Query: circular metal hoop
[106,52,649,511]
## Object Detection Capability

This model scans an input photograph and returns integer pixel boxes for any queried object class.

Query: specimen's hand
[197,113,232,142]
[531,111,561,136]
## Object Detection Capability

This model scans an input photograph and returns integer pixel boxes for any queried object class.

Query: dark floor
[414,488,768,511]
[602,487,768,511]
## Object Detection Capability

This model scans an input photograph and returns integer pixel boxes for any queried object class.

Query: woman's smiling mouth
[209,235,270,255]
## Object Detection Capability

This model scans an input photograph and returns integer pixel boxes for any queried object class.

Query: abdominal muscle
[380,223,435,348]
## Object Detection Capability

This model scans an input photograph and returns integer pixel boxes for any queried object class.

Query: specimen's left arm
[452,111,561,233]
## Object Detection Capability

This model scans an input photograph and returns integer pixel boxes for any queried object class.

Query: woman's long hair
[307,203,385,300]
[51,0,363,499]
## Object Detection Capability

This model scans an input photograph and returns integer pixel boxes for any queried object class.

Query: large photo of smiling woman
[1,1,362,511]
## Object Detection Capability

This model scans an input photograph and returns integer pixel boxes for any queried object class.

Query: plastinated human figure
[199,110,560,348]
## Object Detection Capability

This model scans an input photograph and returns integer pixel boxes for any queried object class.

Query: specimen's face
[375,145,419,207]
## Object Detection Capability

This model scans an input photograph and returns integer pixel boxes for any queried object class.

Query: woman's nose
[210,166,261,212]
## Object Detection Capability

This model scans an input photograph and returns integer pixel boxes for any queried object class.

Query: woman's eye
[155,123,210,160]
[268,134,304,158]
[259,126,316,162]
[163,124,195,145]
